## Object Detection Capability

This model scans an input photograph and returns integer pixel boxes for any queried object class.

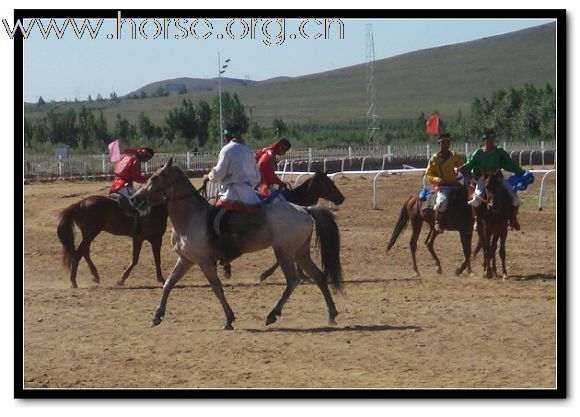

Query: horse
[132,158,343,330]
[474,172,513,279]
[57,196,168,288]
[223,170,345,282]
[386,185,473,277]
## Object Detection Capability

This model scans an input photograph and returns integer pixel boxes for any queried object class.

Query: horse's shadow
[245,324,421,334]
[509,273,556,282]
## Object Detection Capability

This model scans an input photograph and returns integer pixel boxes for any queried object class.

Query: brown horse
[57,196,168,288]
[474,173,513,279]
[387,186,473,276]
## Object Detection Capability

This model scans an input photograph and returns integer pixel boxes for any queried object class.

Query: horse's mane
[486,174,512,210]
[169,164,209,206]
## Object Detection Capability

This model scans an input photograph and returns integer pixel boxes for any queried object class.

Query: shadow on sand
[244,323,421,334]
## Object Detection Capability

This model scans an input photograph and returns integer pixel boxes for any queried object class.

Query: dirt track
[23,173,557,389]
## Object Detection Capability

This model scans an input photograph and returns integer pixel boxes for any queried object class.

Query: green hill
[24,22,556,126]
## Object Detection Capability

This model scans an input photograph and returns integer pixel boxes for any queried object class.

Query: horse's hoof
[259,273,269,282]
[70,283,78,289]
[328,317,337,326]
[222,323,234,330]
[436,267,443,275]
[92,278,100,284]
[413,271,421,278]
[150,317,162,327]
[502,274,509,281]
[116,281,125,287]
[156,278,165,284]
[265,315,277,326]
[455,268,462,276]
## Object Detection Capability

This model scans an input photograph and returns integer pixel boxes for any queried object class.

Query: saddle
[207,199,270,265]
[109,192,142,236]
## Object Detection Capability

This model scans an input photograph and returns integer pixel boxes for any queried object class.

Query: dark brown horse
[57,196,168,288]
[474,173,513,279]
[218,170,346,280]
[387,186,473,276]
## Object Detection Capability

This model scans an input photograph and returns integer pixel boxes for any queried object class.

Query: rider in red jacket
[109,147,154,235]
[256,139,291,196]
[109,148,154,196]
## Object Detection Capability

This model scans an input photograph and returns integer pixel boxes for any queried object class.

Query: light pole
[218,53,231,149]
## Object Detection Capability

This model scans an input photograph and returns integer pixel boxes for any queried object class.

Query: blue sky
[22,17,555,102]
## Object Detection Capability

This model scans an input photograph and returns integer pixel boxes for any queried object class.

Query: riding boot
[510,205,521,231]
[434,210,443,232]
[215,234,243,265]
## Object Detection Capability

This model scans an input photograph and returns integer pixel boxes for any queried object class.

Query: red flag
[426,113,439,135]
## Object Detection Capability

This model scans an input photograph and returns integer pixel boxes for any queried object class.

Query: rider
[425,133,465,232]
[109,147,154,234]
[459,129,526,231]
[202,126,261,264]
[255,138,291,197]
[203,126,261,212]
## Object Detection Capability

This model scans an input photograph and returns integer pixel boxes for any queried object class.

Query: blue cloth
[257,188,285,204]
[419,187,431,201]
[508,171,534,191]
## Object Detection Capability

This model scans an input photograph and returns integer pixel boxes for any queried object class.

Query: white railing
[23,142,556,180]
[277,168,557,211]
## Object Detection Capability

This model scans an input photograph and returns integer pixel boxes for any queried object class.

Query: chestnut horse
[474,172,514,279]
[57,197,168,288]
[387,186,473,276]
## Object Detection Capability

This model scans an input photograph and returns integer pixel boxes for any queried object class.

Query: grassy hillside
[24,22,556,127]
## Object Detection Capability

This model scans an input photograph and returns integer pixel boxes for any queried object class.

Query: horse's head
[133,158,184,210]
[483,170,510,215]
[310,170,345,205]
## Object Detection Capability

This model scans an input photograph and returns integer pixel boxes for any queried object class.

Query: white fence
[24,142,556,180]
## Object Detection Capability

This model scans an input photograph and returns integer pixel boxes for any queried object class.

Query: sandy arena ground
[22,172,558,389]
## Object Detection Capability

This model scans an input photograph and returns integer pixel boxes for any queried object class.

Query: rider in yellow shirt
[425,133,465,232]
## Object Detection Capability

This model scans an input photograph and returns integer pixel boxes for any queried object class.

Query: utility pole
[366,23,379,143]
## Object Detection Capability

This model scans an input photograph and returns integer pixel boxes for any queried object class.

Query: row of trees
[24,83,555,154]
[25,92,252,153]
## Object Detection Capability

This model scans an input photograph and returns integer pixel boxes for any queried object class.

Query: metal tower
[366,23,379,143]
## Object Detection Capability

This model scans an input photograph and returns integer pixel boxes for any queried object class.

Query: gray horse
[132,158,343,330]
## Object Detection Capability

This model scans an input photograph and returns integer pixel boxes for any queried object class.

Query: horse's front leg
[499,231,509,280]
[199,260,236,330]
[151,256,193,327]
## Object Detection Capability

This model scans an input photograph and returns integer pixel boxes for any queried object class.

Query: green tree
[208,92,250,144]
[164,99,198,146]
[113,113,135,142]
[272,118,287,138]
[196,100,211,147]
[137,112,160,140]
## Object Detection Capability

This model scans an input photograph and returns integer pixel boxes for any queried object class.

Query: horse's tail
[57,202,79,270]
[305,206,343,292]
[387,196,412,251]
